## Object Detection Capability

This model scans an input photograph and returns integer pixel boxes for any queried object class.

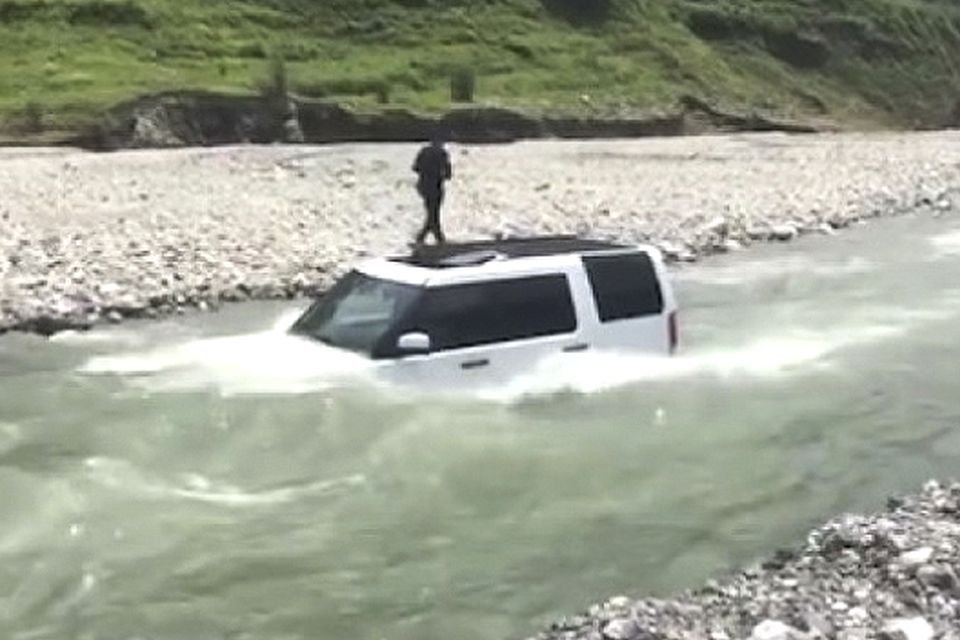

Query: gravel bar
[2,132,960,334]
[528,480,960,640]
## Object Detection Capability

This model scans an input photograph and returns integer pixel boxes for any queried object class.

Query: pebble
[770,224,799,241]
[915,564,959,592]
[898,547,934,567]
[750,620,806,640]
[602,618,640,640]
[700,216,729,237]
[879,617,934,640]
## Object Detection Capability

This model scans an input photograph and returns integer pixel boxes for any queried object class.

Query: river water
[2,210,960,640]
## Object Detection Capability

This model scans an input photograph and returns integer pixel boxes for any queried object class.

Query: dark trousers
[415,184,445,244]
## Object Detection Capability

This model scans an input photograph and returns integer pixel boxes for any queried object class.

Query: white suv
[289,236,678,384]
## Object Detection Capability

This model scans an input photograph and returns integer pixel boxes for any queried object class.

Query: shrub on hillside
[236,42,269,59]
[67,0,152,27]
[259,53,289,104]
[764,29,831,68]
[504,40,536,60]
[0,0,50,23]
[294,77,392,103]
[374,81,390,104]
[450,68,476,102]
[6,101,45,133]
[541,0,613,25]
[684,6,750,40]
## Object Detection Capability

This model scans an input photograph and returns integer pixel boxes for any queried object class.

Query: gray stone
[602,618,641,640]
[658,242,685,261]
[846,606,869,626]
[804,612,832,638]
[701,216,729,237]
[770,224,799,241]
[750,619,807,640]
[916,563,959,592]
[898,547,934,567]
[879,617,934,640]
[283,117,305,144]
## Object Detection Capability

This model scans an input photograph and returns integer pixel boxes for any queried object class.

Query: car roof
[391,235,637,269]
[355,235,660,286]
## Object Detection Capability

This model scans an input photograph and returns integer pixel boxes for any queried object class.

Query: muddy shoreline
[2,132,960,336]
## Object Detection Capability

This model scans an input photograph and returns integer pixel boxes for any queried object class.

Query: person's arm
[443,152,452,180]
[413,149,424,174]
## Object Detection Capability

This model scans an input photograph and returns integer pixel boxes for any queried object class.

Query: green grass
[1,0,959,133]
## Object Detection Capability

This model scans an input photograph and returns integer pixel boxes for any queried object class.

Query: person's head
[429,127,447,148]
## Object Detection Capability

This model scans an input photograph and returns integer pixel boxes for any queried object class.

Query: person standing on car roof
[412,134,453,245]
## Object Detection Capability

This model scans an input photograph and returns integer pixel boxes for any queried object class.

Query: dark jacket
[413,145,452,191]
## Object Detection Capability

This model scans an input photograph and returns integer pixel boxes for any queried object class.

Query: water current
[2,210,960,640]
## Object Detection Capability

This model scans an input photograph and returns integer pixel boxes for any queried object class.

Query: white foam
[474,325,903,401]
[0,422,22,455]
[78,292,959,402]
[929,229,960,258]
[49,327,152,348]
[79,326,376,395]
[676,255,875,286]
[81,315,843,399]
[83,456,366,507]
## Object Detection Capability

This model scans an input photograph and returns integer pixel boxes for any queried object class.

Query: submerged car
[289,236,678,383]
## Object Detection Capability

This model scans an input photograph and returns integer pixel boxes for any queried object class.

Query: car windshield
[289,271,422,356]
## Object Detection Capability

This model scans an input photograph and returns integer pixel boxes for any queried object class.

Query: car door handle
[460,358,490,370]
[562,343,590,353]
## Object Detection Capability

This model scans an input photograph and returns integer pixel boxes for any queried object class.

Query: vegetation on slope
[1,0,959,135]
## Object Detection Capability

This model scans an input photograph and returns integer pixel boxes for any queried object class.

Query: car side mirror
[396,332,431,355]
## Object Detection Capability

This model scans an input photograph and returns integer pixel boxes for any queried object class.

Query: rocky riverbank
[528,480,960,640]
[2,131,960,335]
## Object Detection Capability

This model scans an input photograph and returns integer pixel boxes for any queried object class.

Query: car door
[389,273,582,388]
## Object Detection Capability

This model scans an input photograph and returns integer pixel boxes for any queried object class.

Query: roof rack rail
[434,249,504,267]
[392,235,634,268]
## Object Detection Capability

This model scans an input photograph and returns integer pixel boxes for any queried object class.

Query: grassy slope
[1,0,959,134]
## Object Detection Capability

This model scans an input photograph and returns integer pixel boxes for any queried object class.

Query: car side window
[405,274,577,351]
[583,252,664,322]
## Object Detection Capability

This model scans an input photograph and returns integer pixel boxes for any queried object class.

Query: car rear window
[400,274,577,352]
[583,252,664,322]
